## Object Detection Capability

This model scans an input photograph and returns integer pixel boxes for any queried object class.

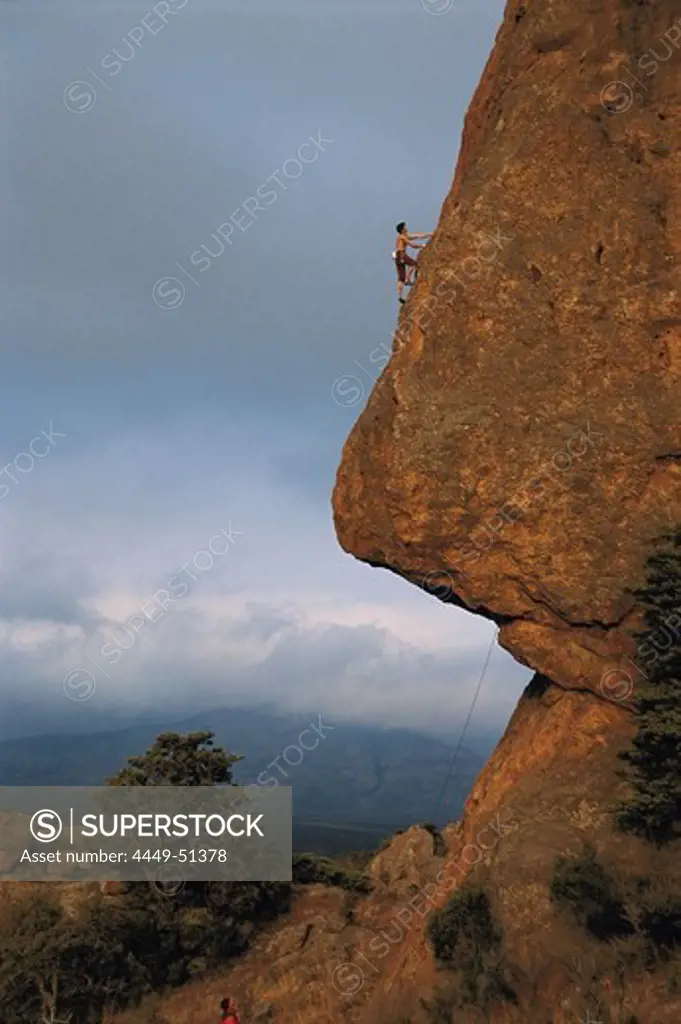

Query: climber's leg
[404,253,418,287]
[396,256,407,302]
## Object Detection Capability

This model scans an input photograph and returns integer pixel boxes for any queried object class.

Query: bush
[292,852,371,892]
[427,885,511,1006]
[550,850,634,940]
[637,892,681,956]
[428,885,501,966]
[615,527,681,844]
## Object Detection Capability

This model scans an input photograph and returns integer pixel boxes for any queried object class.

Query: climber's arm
[406,232,431,249]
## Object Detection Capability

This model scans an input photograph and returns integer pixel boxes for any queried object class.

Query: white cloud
[0,420,530,738]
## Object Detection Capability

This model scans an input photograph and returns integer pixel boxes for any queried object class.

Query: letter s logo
[152,277,185,310]
[30,809,63,843]
[63,81,97,114]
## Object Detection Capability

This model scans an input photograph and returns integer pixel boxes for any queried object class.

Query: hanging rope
[430,627,497,821]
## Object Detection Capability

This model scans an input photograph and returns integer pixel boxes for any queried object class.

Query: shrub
[550,850,634,940]
[427,885,511,1006]
[638,894,681,955]
[428,885,501,966]
[615,527,681,844]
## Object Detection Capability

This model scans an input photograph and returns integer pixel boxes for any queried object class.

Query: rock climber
[220,997,241,1023]
[393,222,432,303]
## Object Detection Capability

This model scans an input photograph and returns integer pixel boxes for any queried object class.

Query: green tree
[0,890,78,1024]
[0,889,150,1024]
[0,732,291,1023]
[616,528,681,844]
[106,730,242,787]
[107,730,290,993]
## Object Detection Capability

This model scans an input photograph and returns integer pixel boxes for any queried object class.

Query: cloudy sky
[0,0,531,742]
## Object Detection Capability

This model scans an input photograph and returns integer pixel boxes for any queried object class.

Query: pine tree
[615,527,681,844]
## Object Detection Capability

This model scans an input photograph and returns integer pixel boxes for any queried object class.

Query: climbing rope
[429,627,498,822]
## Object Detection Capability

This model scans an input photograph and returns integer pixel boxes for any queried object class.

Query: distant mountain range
[0,705,497,853]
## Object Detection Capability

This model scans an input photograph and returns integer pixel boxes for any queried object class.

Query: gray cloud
[0,0,522,744]
[0,594,528,740]
[0,550,102,630]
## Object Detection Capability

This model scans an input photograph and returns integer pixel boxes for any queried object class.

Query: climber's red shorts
[395,252,417,283]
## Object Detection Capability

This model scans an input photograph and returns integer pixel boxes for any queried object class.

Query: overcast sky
[0,0,530,743]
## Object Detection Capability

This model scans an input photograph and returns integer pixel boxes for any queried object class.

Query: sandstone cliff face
[334,0,681,699]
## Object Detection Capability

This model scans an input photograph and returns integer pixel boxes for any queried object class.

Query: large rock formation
[115,4,681,1023]
[334,0,681,700]
[328,0,681,1018]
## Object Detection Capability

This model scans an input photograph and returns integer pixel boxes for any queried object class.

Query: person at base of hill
[220,997,241,1023]
[393,221,431,303]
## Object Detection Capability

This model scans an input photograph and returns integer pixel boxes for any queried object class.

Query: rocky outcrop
[113,4,681,1023]
[369,824,445,895]
[330,0,681,1019]
[333,0,681,700]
